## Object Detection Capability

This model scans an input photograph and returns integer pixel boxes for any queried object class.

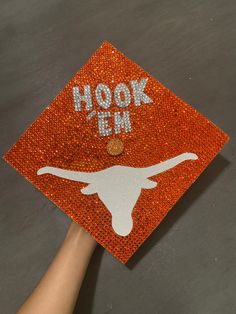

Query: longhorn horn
[37,166,97,183]
[139,153,198,178]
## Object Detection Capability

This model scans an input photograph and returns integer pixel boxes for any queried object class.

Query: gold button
[106,138,124,156]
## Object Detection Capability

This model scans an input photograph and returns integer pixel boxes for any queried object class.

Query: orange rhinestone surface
[3,41,229,263]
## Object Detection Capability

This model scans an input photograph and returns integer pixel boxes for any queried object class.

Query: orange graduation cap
[4,41,229,263]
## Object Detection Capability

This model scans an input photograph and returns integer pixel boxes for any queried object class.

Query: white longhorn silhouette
[37,152,198,236]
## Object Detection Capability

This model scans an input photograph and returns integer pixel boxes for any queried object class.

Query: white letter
[73,85,92,111]
[114,111,132,134]
[130,78,152,106]
[114,83,131,108]
[97,112,112,136]
[95,84,112,109]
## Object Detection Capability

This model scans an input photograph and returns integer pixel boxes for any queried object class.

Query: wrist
[65,222,97,253]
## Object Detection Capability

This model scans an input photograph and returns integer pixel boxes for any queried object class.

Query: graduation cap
[4,41,229,263]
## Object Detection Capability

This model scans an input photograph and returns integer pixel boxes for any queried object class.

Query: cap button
[106,138,124,156]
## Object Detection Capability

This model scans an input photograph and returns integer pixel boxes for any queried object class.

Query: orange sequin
[3,42,229,263]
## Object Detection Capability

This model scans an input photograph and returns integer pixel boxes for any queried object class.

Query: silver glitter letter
[114,83,131,108]
[97,112,112,137]
[114,111,132,134]
[73,85,93,111]
[130,78,153,106]
[95,84,112,109]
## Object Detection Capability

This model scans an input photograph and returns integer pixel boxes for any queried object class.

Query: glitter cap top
[4,41,229,264]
